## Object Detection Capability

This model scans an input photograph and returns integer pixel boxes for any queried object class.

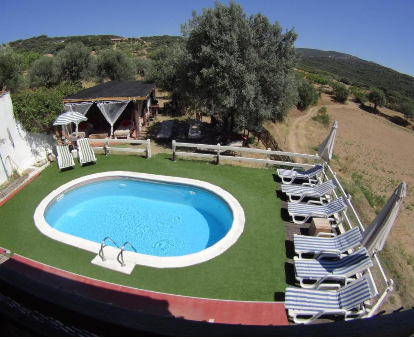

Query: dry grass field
[267,92,414,311]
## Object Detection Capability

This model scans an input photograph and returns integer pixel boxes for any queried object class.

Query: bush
[28,56,60,87]
[11,82,83,133]
[318,106,327,114]
[400,102,414,119]
[351,87,368,104]
[332,82,350,103]
[312,112,330,127]
[297,78,318,110]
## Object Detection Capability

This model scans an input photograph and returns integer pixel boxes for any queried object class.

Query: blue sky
[1,0,414,76]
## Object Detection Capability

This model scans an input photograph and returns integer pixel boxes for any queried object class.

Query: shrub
[318,106,327,114]
[400,102,414,119]
[28,56,60,87]
[0,45,24,92]
[297,78,318,110]
[312,112,330,127]
[332,82,350,103]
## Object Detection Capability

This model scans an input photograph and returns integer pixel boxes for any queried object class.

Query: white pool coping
[33,171,245,269]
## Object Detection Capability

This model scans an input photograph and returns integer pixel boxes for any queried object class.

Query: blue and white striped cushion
[277,164,323,180]
[285,276,372,312]
[294,227,363,254]
[295,247,372,280]
[288,196,348,219]
[78,138,96,164]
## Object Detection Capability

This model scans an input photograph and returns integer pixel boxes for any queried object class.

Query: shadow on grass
[284,262,297,286]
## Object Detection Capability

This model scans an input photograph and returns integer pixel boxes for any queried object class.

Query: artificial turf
[0,154,286,301]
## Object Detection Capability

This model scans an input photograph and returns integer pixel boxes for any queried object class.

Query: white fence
[89,138,151,159]
[171,139,392,316]
[172,140,320,168]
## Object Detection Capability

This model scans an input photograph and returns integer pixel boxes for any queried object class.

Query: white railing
[171,139,392,317]
[89,138,151,159]
[172,140,320,168]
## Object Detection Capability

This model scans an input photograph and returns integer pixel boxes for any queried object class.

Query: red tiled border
[2,254,288,326]
[0,171,42,208]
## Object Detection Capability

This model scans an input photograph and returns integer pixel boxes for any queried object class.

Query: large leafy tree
[96,48,136,82]
[180,1,298,131]
[0,45,24,92]
[55,42,94,82]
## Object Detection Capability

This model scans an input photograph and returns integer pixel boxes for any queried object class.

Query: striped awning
[53,111,87,126]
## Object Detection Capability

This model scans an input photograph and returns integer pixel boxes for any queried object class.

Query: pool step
[91,247,135,275]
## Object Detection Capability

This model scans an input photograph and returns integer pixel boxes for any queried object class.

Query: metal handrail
[99,237,119,262]
[117,242,137,267]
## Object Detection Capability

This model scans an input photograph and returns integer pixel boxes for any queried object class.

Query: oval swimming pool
[34,172,245,268]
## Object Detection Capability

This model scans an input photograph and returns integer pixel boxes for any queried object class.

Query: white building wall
[0,92,54,185]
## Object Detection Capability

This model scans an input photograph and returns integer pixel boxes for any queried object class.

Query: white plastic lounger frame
[56,145,75,171]
[288,196,348,224]
[281,179,337,203]
[285,274,378,324]
[294,226,363,259]
[277,164,323,184]
[294,247,374,289]
[77,138,97,166]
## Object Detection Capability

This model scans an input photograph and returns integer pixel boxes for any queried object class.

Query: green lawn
[0,154,286,301]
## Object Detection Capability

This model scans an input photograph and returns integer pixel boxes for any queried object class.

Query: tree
[0,45,24,92]
[28,56,60,87]
[296,77,318,110]
[400,102,414,120]
[368,88,386,111]
[332,82,350,103]
[12,82,84,133]
[96,48,136,81]
[134,57,153,77]
[180,1,298,132]
[55,42,94,82]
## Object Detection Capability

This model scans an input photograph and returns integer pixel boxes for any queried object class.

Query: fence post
[216,143,221,165]
[266,148,271,169]
[104,139,109,156]
[172,140,176,162]
[146,139,151,159]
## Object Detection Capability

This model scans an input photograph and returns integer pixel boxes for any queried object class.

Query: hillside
[298,48,414,101]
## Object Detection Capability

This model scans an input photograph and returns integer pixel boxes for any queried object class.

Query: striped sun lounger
[277,164,324,184]
[285,274,377,324]
[56,144,75,171]
[294,226,363,259]
[281,179,337,203]
[77,138,97,166]
[294,247,374,289]
[288,196,348,224]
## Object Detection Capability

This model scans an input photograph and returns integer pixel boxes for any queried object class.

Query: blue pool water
[45,179,233,257]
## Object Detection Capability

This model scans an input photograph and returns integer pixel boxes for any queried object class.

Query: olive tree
[96,48,136,81]
[180,1,298,131]
[55,42,94,82]
[28,56,60,87]
[0,45,24,92]
[368,88,386,111]
[332,82,350,103]
[296,77,318,110]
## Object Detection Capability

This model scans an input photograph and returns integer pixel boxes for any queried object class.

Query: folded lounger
[281,179,337,203]
[294,247,373,289]
[77,138,97,166]
[285,274,377,324]
[294,226,363,259]
[56,144,75,171]
[156,120,174,140]
[114,120,134,139]
[277,164,324,184]
[288,196,348,224]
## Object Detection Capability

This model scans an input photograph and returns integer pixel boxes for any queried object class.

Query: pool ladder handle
[117,242,137,267]
[99,237,120,262]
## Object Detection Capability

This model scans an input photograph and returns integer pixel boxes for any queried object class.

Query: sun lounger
[56,145,75,171]
[288,196,348,224]
[294,226,363,259]
[294,247,373,289]
[77,138,97,166]
[114,120,134,138]
[188,119,202,140]
[156,120,174,140]
[281,179,337,203]
[285,274,377,324]
[277,164,324,184]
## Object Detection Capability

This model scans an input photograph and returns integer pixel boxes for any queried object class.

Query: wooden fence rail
[89,139,151,159]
